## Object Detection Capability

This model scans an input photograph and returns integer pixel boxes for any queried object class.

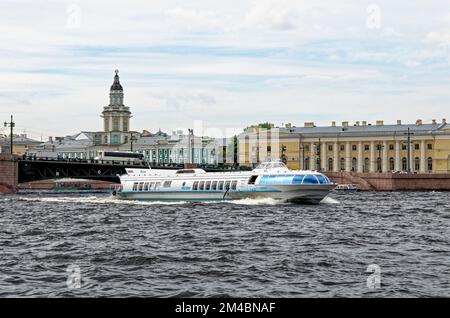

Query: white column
[382,140,388,172]
[299,143,304,170]
[420,140,426,173]
[345,141,351,172]
[333,142,338,172]
[409,141,414,172]
[370,141,375,173]
[310,142,316,170]
[395,140,400,171]
[357,141,363,172]
[321,142,327,171]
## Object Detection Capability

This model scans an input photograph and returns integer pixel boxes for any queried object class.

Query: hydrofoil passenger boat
[112,160,335,204]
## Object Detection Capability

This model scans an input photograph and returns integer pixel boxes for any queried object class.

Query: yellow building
[239,119,450,173]
[0,134,41,156]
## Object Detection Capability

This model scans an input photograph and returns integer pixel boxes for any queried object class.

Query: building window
[402,144,407,150]
[328,158,333,171]
[340,158,345,171]
[389,157,395,171]
[123,119,128,132]
[377,157,382,172]
[352,145,357,151]
[351,157,357,172]
[415,144,420,150]
[364,158,370,172]
[104,136,108,144]
[113,118,120,131]
[427,144,433,150]
[328,145,333,152]
[402,157,407,171]
[389,144,394,150]
[427,157,433,171]
[305,145,310,152]
[364,145,369,151]
[267,146,271,152]
[340,145,345,151]
[414,157,420,171]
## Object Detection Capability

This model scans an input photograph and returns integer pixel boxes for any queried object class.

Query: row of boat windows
[193,180,238,191]
[131,180,239,191]
[132,181,172,191]
[259,175,330,185]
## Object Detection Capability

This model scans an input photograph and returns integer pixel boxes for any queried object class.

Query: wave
[17,196,189,206]
[321,196,340,204]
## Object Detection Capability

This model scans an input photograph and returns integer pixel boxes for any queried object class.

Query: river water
[0,191,449,297]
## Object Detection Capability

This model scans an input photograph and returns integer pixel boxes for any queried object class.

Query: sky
[1,0,450,140]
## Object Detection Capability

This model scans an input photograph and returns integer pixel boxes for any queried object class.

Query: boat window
[149,182,154,190]
[211,181,218,190]
[231,180,238,190]
[205,181,211,190]
[176,169,196,174]
[315,175,329,184]
[163,181,172,188]
[302,175,319,184]
[144,182,149,191]
[248,175,258,184]
[199,181,205,190]
[224,181,231,190]
[132,182,138,191]
[155,182,161,190]
[193,181,199,190]
[218,181,224,191]
[292,175,305,184]
[138,182,144,191]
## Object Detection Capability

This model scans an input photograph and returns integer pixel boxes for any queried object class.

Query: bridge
[17,157,249,184]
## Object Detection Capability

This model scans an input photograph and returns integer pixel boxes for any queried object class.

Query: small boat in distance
[112,160,336,204]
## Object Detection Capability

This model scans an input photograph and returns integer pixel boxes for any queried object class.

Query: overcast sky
[1,0,450,139]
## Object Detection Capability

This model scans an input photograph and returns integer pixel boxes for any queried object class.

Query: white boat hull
[114,184,335,204]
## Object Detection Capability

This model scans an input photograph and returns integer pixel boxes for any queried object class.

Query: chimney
[331,121,336,127]
[416,119,422,126]
[397,120,402,125]
[48,136,53,143]
[355,121,360,126]
[376,120,384,126]
[304,122,315,128]
[285,123,292,128]
[443,118,447,124]
[362,121,367,126]
[342,121,349,128]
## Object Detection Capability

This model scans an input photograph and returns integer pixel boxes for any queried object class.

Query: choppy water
[0,191,449,297]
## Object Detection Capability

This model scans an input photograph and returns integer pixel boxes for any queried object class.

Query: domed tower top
[110,69,123,91]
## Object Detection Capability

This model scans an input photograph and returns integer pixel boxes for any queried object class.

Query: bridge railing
[19,156,251,171]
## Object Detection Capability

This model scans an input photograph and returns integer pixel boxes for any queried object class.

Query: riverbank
[325,172,450,191]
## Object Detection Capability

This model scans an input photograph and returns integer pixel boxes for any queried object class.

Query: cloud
[1,0,450,140]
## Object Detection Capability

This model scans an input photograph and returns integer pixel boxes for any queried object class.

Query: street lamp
[4,115,15,154]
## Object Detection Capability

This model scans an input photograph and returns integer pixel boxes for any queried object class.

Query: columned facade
[239,119,450,173]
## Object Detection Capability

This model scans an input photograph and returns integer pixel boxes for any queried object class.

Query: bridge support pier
[0,154,18,193]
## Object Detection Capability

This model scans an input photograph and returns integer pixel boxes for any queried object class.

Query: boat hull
[113,184,335,204]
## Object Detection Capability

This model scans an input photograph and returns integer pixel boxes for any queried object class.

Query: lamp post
[4,115,15,154]
[130,133,138,152]
[317,138,321,171]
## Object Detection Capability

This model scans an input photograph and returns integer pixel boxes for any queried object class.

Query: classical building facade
[239,119,450,173]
